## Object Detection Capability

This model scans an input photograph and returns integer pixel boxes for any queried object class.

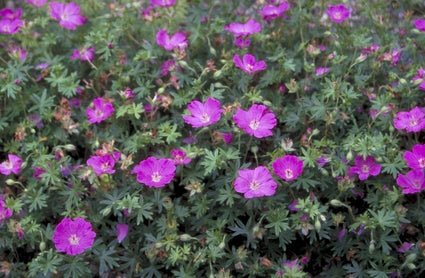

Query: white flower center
[68,234,80,245]
[152,171,162,182]
[419,158,425,168]
[409,117,418,127]
[101,162,110,171]
[334,12,341,20]
[285,169,293,179]
[249,180,260,191]
[361,165,370,173]
[95,109,104,117]
[249,119,260,130]
[200,113,210,123]
[3,161,12,170]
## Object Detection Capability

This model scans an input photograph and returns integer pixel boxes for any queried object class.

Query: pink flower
[233,38,251,48]
[151,0,175,7]
[412,68,425,91]
[414,19,425,32]
[70,46,95,62]
[159,59,176,76]
[362,44,380,53]
[222,133,233,145]
[87,154,116,176]
[233,54,266,74]
[170,149,191,165]
[0,154,22,175]
[233,104,277,138]
[33,167,46,180]
[348,156,381,181]
[26,0,48,7]
[272,155,304,181]
[315,67,330,76]
[116,224,129,243]
[86,97,115,124]
[326,4,350,23]
[397,242,413,253]
[131,157,176,187]
[49,2,87,30]
[52,217,96,256]
[393,106,425,133]
[0,8,23,34]
[397,169,425,194]
[9,45,27,61]
[183,97,223,128]
[156,29,187,51]
[0,200,12,222]
[260,1,290,20]
[224,19,262,37]
[403,144,425,170]
[234,166,277,198]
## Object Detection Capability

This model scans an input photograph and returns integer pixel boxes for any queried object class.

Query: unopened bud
[5,179,15,185]
[369,240,376,253]
[407,263,416,270]
[39,241,46,251]
[315,218,321,231]
[64,144,76,151]
[330,199,344,207]
[346,150,353,161]
[213,70,222,79]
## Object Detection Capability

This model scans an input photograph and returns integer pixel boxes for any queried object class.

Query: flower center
[175,154,183,163]
[361,165,370,173]
[334,12,341,19]
[413,179,422,189]
[3,161,12,170]
[249,119,260,130]
[285,169,293,179]
[246,63,254,72]
[61,11,69,21]
[409,117,418,127]
[95,109,104,118]
[152,171,162,183]
[101,162,110,171]
[249,180,260,191]
[200,113,210,123]
[68,234,80,245]
[419,158,425,168]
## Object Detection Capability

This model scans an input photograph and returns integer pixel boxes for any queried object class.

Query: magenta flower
[183,97,223,128]
[233,38,251,48]
[222,133,233,145]
[260,1,290,20]
[393,106,425,133]
[0,154,22,175]
[151,0,175,7]
[33,167,46,180]
[131,157,176,187]
[315,67,330,76]
[233,54,266,74]
[156,29,188,51]
[86,97,115,124]
[233,104,276,138]
[348,156,381,181]
[0,8,23,35]
[49,2,87,30]
[397,242,413,253]
[9,45,27,61]
[403,144,425,170]
[87,154,116,176]
[414,19,425,32]
[272,155,304,182]
[52,217,96,256]
[70,46,95,62]
[116,224,129,243]
[397,169,425,194]
[26,0,48,7]
[412,68,425,91]
[0,200,12,222]
[170,149,191,165]
[234,166,277,198]
[326,4,350,23]
[224,19,262,37]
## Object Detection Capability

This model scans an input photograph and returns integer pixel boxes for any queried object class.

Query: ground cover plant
[2,0,425,277]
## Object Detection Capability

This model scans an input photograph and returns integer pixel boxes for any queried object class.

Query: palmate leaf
[28,250,62,277]
[93,246,120,276]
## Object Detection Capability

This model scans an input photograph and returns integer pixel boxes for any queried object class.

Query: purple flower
[26,0,47,7]
[233,104,277,138]
[49,2,87,30]
[233,54,267,74]
[260,1,290,20]
[316,156,331,168]
[171,149,191,165]
[87,154,116,176]
[131,157,176,187]
[403,144,425,170]
[9,45,27,61]
[222,133,233,145]
[0,154,22,175]
[362,44,380,53]
[70,46,95,62]
[33,167,46,180]
[414,19,425,32]
[282,259,301,272]
[397,242,413,253]
[234,166,277,198]
[52,217,96,256]
[348,156,381,181]
[86,97,115,124]
[156,29,187,51]
[224,19,262,37]
[315,67,330,76]
[233,38,251,48]
[397,169,425,194]
[151,0,175,7]
[116,224,129,243]
[272,155,304,181]
[183,97,223,128]
[412,68,425,91]
[393,106,425,133]
[326,4,351,23]
[29,114,43,128]
[0,199,12,222]
[336,227,346,241]
[0,8,23,35]
[159,59,176,76]
[288,200,299,211]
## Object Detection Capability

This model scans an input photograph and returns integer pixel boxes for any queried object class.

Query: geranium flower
[403,144,425,170]
[233,38,251,49]
[86,97,114,124]
[396,169,425,194]
[0,8,23,34]
[393,106,425,133]
[222,133,233,145]
[26,0,48,7]
[233,54,266,74]
[234,166,277,198]
[0,154,22,175]
[315,67,330,76]
[8,45,27,61]
[233,104,276,138]
[70,46,95,62]
[397,242,413,253]
[49,2,87,30]
[151,0,175,7]
[348,156,381,181]
[87,154,116,176]
[412,68,425,91]
[33,167,46,180]
[260,1,290,21]
[326,4,351,23]
[116,224,129,243]
[52,217,96,256]
[224,19,262,37]
[131,157,176,187]
[272,155,304,181]
[170,149,191,165]
[414,19,425,32]
[183,97,223,128]
[156,29,187,51]
[0,200,12,222]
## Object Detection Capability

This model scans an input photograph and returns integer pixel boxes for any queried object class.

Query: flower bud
[315,217,321,231]
[39,241,46,251]
[407,263,416,270]
[213,70,222,79]
[330,199,344,207]
[369,240,376,253]
[6,179,16,185]
[64,144,76,151]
